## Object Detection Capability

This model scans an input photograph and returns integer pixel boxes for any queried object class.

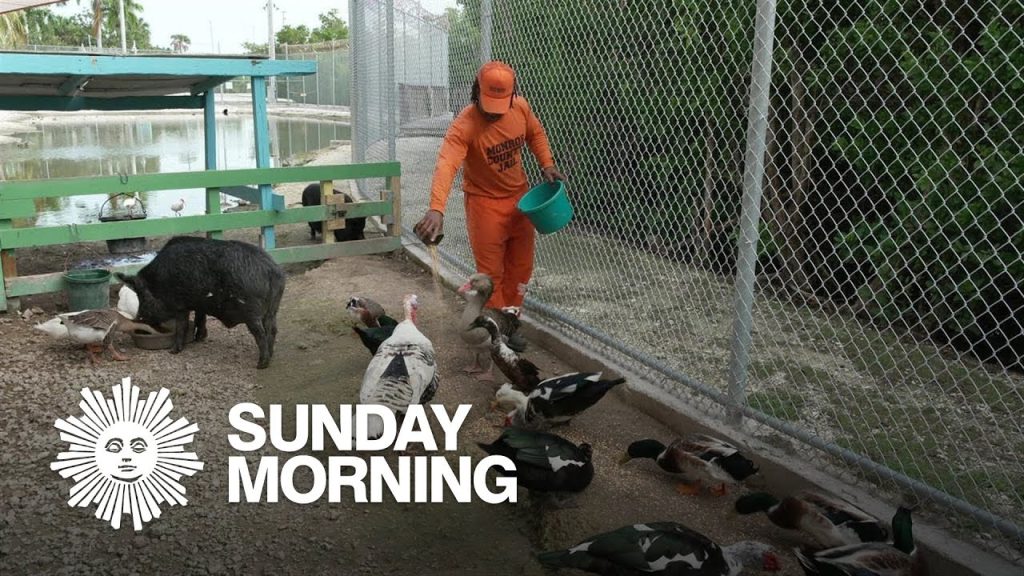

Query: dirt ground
[0,224,821,575]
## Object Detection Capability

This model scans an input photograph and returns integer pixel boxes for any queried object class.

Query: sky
[49,0,459,54]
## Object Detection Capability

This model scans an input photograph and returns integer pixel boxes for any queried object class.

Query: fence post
[350,0,363,166]
[203,89,222,240]
[480,0,493,64]
[386,0,397,162]
[725,0,778,424]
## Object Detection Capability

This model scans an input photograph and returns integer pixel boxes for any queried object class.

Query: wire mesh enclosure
[350,0,1024,558]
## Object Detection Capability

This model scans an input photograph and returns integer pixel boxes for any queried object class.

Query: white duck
[123,192,140,214]
[117,284,140,319]
[35,309,158,364]
[358,294,439,439]
[170,197,185,216]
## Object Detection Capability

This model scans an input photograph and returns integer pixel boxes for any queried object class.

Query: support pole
[251,76,276,249]
[480,0,493,64]
[203,90,222,240]
[725,0,778,424]
[386,0,396,162]
[267,0,277,103]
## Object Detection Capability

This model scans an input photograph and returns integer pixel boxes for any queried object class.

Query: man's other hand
[541,166,565,183]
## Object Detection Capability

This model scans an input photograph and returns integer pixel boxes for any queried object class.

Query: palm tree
[170,34,190,53]
[0,11,28,48]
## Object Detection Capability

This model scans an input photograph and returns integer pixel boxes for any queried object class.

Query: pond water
[0,115,350,227]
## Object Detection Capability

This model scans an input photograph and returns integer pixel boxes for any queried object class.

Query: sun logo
[50,377,204,531]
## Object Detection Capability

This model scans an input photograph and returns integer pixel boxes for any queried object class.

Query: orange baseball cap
[477,61,515,114]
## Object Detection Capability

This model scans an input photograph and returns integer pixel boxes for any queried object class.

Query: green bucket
[517,181,574,234]
[63,269,111,312]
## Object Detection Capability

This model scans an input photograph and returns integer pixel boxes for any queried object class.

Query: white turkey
[358,294,439,439]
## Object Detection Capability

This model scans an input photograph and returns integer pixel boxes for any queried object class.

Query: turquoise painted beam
[57,74,91,96]
[192,77,234,96]
[0,201,392,250]
[251,76,275,249]
[4,236,401,299]
[0,95,204,112]
[0,53,316,78]
[0,163,401,201]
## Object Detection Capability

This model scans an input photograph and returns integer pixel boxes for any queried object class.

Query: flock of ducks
[346,272,929,576]
[30,266,928,575]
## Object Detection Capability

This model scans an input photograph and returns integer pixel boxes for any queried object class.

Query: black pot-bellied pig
[300,183,367,242]
[116,236,286,369]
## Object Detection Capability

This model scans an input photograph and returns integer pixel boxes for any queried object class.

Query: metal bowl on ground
[131,319,194,350]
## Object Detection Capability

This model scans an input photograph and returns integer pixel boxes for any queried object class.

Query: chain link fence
[277,40,350,107]
[352,0,1024,557]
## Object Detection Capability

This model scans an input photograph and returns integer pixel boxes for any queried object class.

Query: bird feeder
[98,193,148,254]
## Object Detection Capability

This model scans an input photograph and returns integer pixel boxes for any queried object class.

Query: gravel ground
[0,238,814,575]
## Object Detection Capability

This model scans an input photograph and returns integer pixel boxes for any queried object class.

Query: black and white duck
[619,434,759,496]
[358,294,439,439]
[795,506,927,576]
[347,296,399,356]
[35,308,158,364]
[469,315,541,393]
[493,372,626,429]
[458,273,526,381]
[477,427,593,507]
[537,521,781,575]
[735,489,889,550]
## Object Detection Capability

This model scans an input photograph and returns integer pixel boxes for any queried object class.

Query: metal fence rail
[351,0,1024,556]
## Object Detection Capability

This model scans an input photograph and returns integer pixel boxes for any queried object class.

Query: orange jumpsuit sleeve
[523,100,555,169]
[428,115,471,214]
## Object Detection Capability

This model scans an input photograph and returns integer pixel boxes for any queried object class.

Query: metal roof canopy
[0,51,316,111]
[0,0,63,14]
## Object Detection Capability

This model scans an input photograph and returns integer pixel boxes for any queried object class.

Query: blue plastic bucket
[517,181,573,234]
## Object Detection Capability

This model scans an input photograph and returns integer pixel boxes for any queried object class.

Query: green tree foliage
[489,0,1022,363]
[0,12,27,48]
[99,0,152,49]
[277,24,310,45]
[243,41,268,55]
[494,0,754,261]
[811,0,1024,361]
[310,9,348,42]
[170,34,190,53]
[444,0,481,109]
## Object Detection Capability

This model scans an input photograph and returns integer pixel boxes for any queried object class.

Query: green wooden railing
[0,162,401,312]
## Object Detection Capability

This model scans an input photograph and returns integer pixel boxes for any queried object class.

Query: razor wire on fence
[351,0,1024,556]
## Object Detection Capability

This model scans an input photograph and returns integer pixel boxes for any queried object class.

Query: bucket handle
[100,192,148,219]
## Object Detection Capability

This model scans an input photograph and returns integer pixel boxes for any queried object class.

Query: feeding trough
[98,193,148,254]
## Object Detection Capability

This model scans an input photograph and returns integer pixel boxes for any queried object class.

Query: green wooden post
[251,76,275,250]
[204,90,222,240]
[0,218,14,313]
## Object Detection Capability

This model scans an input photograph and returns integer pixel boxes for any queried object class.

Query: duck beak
[617,453,633,466]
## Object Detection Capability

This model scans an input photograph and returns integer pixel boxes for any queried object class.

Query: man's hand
[414,210,444,244]
[541,166,565,183]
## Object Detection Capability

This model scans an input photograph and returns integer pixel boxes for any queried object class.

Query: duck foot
[473,370,496,383]
[107,344,129,362]
[710,483,728,497]
[675,481,702,496]
[85,344,104,365]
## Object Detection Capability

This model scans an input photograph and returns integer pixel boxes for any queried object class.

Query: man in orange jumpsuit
[414,60,564,312]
